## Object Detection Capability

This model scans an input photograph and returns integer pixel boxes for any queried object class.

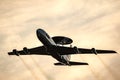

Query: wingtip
[113,50,117,53]
[8,52,11,55]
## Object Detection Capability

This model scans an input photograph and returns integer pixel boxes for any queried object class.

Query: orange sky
[0,0,120,80]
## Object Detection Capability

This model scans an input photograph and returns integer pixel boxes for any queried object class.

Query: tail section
[54,61,88,66]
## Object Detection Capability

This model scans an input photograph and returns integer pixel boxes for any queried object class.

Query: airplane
[8,28,117,66]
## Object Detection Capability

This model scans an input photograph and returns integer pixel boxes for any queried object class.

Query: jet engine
[74,46,80,53]
[23,47,30,54]
[13,49,19,56]
[91,48,97,55]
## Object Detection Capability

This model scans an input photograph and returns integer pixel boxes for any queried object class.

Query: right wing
[8,46,49,56]
[55,46,117,55]
[78,48,116,54]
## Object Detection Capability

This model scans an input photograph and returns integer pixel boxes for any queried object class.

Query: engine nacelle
[91,48,97,55]
[23,47,30,54]
[13,49,19,56]
[74,46,79,53]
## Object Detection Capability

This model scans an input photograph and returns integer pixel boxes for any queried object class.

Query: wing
[78,48,116,54]
[55,46,117,55]
[8,46,49,56]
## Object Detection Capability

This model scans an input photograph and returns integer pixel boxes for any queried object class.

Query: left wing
[55,46,117,55]
[8,46,49,56]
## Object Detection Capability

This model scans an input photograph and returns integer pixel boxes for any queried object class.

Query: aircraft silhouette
[8,29,117,66]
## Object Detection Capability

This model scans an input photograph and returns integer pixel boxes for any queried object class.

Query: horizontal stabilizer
[54,61,88,66]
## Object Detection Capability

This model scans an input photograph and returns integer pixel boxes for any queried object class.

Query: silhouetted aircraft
[8,29,117,66]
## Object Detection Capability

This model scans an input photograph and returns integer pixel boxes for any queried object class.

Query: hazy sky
[0,0,120,80]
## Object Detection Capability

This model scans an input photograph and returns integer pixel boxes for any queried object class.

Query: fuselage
[36,29,70,65]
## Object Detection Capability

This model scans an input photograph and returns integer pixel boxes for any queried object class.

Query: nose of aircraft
[36,29,41,34]
[36,28,46,39]
[36,29,42,37]
[36,29,44,35]
[36,29,39,34]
